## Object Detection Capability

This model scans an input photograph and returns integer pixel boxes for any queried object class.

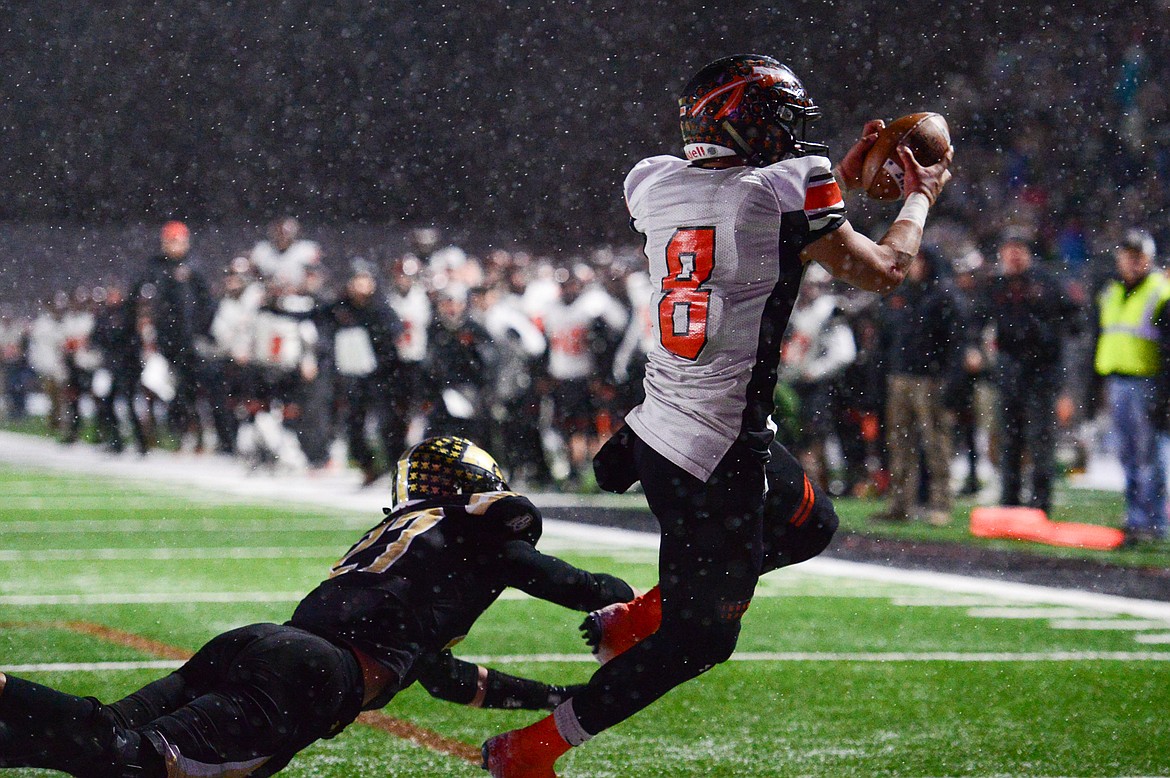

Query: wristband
[894,192,930,229]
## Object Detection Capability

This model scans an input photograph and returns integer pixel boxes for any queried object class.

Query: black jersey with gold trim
[289,491,630,703]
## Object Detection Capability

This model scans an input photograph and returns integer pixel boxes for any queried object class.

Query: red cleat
[481,727,560,778]
[579,586,662,664]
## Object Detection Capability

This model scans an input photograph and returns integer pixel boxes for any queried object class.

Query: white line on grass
[0,661,184,673]
[965,607,1102,619]
[459,650,1170,663]
[4,430,1169,623]
[0,518,370,534]
[0,592,305,605]
[8,651,1170,675]
[1047,619,1170,630]
[0,548,338,562]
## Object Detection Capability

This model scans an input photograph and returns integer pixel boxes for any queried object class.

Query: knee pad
[658,614,742,674]
[762,479,839,573]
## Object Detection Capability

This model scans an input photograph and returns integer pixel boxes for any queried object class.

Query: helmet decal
[679,54,826,166]
[391,436,507,508]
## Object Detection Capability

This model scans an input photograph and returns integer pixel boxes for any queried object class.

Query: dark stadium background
[1,0,1164,311]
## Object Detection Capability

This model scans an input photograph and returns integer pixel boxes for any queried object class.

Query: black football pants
[0,624,364,778]
[575,428,838,736]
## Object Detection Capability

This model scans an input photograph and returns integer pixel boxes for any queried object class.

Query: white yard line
[0,660,185,673]
[6,651,1170,675]
[0,547,338,562]
[2,430,1168,624]
[0,592,305,605]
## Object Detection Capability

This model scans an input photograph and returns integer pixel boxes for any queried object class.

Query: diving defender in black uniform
[0,437,633,777]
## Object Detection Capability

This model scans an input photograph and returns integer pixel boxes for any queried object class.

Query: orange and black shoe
[579,586,662,664]
[481,721,565,778]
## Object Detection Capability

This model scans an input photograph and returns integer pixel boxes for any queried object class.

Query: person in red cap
[128,221,216,450]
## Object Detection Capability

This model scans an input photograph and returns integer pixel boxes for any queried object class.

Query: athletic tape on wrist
[553,699,594,746]
[895,192,930,229]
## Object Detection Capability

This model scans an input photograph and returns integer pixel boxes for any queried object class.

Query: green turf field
[2,464,1169,777]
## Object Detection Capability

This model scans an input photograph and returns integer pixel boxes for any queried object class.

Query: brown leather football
[861,112,951,201]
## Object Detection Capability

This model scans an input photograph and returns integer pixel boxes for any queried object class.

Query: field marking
[0,518,369,534]
[356,711,480,764]
[1047,619,1170,631]
[1134,633,1170,644]
[1,660,184,672]
[8,651,1170,672]
[965,607,1102,619]
[0,592,306,605]
[0,547,339,562]
[428,650,1170,663]
[4,620,482,766]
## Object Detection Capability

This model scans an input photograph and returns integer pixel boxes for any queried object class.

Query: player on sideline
[0,437,634,777]
[482,53,953,777]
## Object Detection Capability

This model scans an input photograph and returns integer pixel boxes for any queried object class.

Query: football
[861,112,951,201]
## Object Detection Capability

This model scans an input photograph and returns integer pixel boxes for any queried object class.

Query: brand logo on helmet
[689,65,801,120]
[507,513,534,531]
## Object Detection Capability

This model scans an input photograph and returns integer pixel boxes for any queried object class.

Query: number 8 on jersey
[658,226,715,360]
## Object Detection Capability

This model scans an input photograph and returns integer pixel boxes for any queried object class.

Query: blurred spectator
[1088,229,1169,545]
[611,265,654,411]
[870,248,967,526]
[90,284,149,455]
[28,294,68,435]
[779,266,856,491]
[129,221,216,448]
[385,254,432,446]
[950,250,994,496]
[469,283,551,487]
[296,265,337,470]
[423,282,497,444]
[976,234,1083,512]
[540,264,627,486]
[322,261,403,485]
[59,287,100,444]
[242,280,320,470]
[250,217,322,291]
[204,258,265,454]
[0,310,30,420]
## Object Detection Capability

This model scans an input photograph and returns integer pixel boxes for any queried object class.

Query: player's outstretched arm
[415,650,582,711]
[805,143,954,294]
[499,540,635,611]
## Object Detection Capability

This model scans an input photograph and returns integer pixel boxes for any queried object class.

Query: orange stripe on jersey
[804,179,842,212]
[790,475,815,527]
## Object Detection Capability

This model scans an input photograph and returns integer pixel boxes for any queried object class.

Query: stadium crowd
[0,213,1165,544]
[0,6,1167,546]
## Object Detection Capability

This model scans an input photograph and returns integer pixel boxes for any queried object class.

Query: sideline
[2,431,1167,622]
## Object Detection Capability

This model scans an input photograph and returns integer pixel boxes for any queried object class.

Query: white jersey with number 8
[622,153,845,480]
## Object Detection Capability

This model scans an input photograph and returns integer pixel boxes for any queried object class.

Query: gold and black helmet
[391,436,508,508]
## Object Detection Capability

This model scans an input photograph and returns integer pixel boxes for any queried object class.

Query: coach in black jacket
[321,262,404,485]
[976,235,1083,512]
[129,221,216,442]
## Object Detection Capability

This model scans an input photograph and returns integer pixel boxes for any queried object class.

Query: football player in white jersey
[483,53,953,777]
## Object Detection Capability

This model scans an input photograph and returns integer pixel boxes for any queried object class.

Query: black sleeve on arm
[415,650,585,711]
[498,540,634,611]
[414,650,478,705]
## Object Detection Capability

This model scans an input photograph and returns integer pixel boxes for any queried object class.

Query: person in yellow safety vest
[1092,229,1170,547]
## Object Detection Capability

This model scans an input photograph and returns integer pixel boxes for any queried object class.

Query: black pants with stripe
[576,427,838,736]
